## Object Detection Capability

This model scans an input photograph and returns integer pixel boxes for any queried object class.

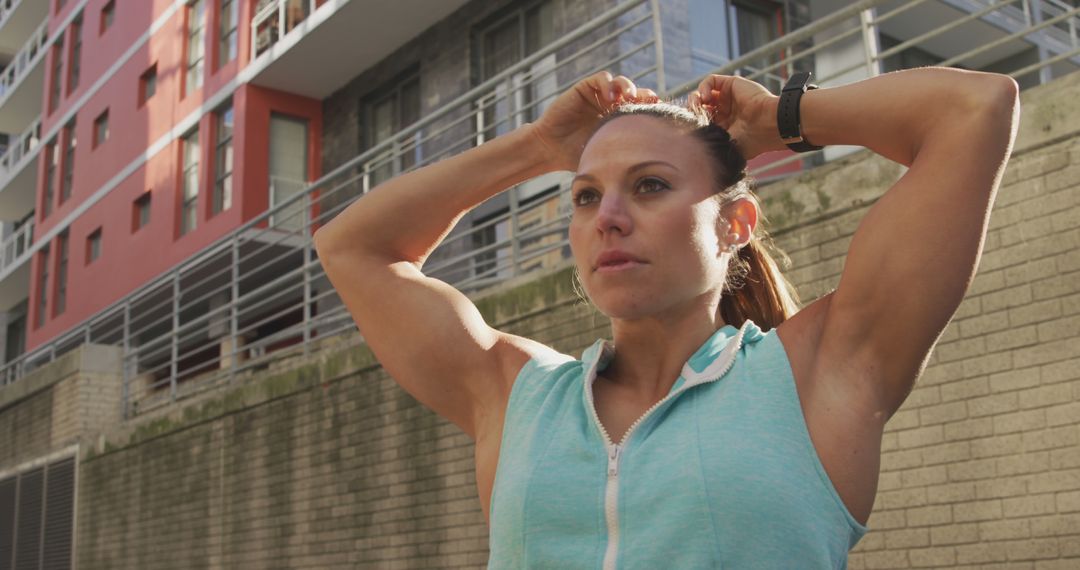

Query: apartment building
[0,0,1074,418]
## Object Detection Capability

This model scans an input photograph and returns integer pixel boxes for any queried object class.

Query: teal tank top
[487,319,869,568]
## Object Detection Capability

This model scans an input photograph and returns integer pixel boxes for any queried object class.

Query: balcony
[0,0,48,54]
[0,115,39,216]
[0,18,46,134]
[0,212,30,305]
[0,0,1076,410]
[247,0,470,98]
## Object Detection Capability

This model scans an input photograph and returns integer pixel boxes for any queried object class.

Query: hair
[580,101,802,331]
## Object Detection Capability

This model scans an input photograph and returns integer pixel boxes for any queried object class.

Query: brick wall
[2,51,1070,570]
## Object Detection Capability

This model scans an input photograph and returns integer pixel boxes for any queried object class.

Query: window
[36,246,49,329]
[49,44,63,114]
[0,457,76,569]
[139,63,157,106]
[474,1,555,143]
[731,1,783,93]
[100,0,115,35]
[212,102,233,215]
[184,0,205,96]
[133,191,151,232]
[93,109,109,148]
[180,129,199,235]
[67,14,83,95]
[688,0,731,76]
[55,0,67,13]
[55,231,69,316]
[361,71,420,189]
[60,120,76,203]
[87,227,102,263]
[218,0,238,68]
[43,139,59,218]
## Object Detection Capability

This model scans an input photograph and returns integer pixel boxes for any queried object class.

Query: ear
[718,198,759,248]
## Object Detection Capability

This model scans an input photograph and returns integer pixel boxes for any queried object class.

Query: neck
[600,294,727,403]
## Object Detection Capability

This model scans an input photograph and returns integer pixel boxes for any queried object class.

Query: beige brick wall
[62,73,1080,568]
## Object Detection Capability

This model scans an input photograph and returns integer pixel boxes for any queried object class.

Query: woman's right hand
[531,71,659,172]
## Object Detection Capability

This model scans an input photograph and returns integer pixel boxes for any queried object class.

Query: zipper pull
[607,444,621,477]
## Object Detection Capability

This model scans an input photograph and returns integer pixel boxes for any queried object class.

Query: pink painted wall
[28,0,322,352]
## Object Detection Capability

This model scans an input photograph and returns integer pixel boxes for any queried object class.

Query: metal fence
[0,0,1076,418]
[0,19,48,101]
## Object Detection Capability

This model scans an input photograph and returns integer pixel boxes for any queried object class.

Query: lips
[595,250,646,270]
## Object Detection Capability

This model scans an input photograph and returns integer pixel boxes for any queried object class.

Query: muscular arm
[769,67,1021,417]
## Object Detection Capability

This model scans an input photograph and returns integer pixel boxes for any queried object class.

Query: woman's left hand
[689,74,783,162]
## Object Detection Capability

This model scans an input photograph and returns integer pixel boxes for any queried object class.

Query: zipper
[588,322,748,570]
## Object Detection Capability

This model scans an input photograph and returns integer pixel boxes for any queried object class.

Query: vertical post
[1030,0,1052,85]
[860,8,881,78]
[302,192,312,358]
[84,323,90,345]
[650,0,667,94]
[509,187,520,278]
[280,0,289,42]
[122,301,131,419]
[170,271,179,402]
[231,236,240,383]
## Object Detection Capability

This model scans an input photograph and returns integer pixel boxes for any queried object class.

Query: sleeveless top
[486,319,869,569]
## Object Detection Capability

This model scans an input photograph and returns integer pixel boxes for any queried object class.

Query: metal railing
[251,0,318,58]
[0,215,32,276]
[0,0,22,32]
[0,19,48,102]
[0,115,40,178]
[0,0,1076,416]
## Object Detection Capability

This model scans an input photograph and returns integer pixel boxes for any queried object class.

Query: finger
[696,75,717,104]
[611,75,637,101]
[584,70,615,103]
[637,88,659,102]
[688,91,701,110]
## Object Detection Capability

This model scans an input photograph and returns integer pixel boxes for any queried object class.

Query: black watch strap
[778,71,822,153]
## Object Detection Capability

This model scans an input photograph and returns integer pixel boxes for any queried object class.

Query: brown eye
[638,177,669,194]
[573,188,599,206]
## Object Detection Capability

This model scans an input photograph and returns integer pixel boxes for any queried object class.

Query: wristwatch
[777,71,822,153]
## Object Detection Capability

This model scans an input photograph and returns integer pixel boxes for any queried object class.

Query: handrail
[0,0,1076,417]
[0,18,48,102]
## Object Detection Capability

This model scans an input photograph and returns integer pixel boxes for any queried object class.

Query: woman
[314,67,1019,567]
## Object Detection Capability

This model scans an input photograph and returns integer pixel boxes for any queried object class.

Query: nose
[594,192,633,236]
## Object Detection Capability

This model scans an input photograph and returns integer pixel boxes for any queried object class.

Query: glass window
[100,0,115,34]
[36,246,49,329]
[87,228,102,263]
[213,102,233,214]
[140,64,157,106]
[133,191,151,231]
[732,1,783,93]
[362,73,420,189]
[219,0,238,67]
[93,109,109,148]
[181,129,199,235]
[60,120,76,203]
[55,232,68,316]
[475,1,555,143]
[49,44,63,114]
[68,14,83,94]
[185,0,205,96]
[43,140,58,218]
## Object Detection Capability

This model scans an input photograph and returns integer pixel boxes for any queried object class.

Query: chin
[587,286,661,320]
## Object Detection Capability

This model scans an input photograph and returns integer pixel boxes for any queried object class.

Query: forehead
[578,115,703,177]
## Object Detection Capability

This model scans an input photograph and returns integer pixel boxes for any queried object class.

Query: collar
[580,319,762,393]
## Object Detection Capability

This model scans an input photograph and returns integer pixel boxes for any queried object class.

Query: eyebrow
[572,160,680,186]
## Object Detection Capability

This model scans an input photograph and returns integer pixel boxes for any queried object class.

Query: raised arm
[696,67,1020,419]
[313,72,657,439]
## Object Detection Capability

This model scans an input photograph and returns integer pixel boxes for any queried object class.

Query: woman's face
[569,115,729,320]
